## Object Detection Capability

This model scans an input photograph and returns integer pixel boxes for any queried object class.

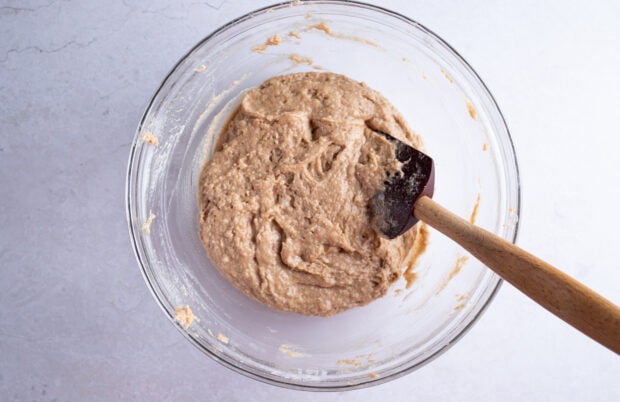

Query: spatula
[371,130,620,354]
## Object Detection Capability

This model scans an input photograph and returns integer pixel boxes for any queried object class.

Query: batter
[199,72,422,316]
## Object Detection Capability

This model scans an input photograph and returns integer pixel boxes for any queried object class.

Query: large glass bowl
[126,0,520,391]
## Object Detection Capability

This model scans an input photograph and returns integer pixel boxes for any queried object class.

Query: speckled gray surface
[1,1,619,401]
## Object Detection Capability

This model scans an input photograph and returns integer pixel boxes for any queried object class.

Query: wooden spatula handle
[414,196,620,354]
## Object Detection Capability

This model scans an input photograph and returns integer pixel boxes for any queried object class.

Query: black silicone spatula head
[370,131,435,239]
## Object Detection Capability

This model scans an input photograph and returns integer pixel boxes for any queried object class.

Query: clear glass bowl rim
[126,0,521,392]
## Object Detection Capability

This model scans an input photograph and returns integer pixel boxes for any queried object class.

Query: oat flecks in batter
[337,358,363,368]
[289,54,313,65]
[456,292,470,302]
[289,31,301,39]
[278,344,304,358]
[252,34,282,53]
[466,99,478,120]
[252,44,268,53]
[355,353,375,364]
[199,72,421,316]
[143,131,158,146]
[469,193,481,224]
[195,64,206,73]
[454,292,470,311]
[174,305,195,328]
[217,333,229,344]
[142,212,156,234]
[309,21,333,35]
[440,68,454,83]
[267,34,281,46]
[305,21,379,47]
[403,223,429,288]
[437,255,469,294]
[503,207,519,228]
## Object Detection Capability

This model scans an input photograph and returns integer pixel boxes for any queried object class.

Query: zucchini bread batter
[199,72,421,316]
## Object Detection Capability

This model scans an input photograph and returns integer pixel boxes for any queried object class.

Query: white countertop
[1,0,619,400]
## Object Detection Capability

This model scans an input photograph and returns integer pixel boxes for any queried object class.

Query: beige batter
[199,72,422,316]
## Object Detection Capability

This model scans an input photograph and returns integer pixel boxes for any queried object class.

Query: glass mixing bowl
[126,0,520,391]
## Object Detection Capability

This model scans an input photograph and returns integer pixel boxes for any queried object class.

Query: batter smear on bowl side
[199,72,423,316]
